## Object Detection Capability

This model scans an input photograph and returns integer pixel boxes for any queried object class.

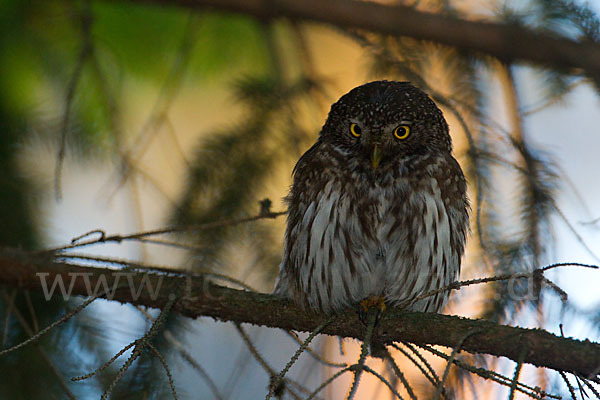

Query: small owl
[274,81,469,314]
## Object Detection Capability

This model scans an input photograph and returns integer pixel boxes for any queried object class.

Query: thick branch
[113,0,600,82]
[1,248,599,378]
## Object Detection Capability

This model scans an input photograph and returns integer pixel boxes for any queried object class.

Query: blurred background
[1,0,600,398]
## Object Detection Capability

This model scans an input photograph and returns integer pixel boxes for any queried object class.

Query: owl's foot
[358,296,386,326]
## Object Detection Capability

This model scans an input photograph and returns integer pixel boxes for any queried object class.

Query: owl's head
[320,81,451,170]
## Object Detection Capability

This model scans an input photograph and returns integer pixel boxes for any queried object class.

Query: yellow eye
[393,125,411,140]
[349,123,362,138]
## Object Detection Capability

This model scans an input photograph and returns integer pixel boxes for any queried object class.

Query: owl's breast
[354,174,459,305]
[276,170,464,313]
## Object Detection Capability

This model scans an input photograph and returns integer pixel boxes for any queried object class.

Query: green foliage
[173,75,321,273]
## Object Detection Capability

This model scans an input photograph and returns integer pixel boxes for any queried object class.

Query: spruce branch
[1,247,599,380]
[112,0,600,85]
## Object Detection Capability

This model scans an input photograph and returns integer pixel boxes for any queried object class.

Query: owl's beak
[371,144,382,169]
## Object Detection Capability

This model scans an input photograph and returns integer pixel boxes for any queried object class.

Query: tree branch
[111,0,600,83]
[1,247,599,379]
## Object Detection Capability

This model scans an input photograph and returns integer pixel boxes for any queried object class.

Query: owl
[274,81,469,315]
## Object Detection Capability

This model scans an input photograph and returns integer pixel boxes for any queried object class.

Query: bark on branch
[1,247,599,379]
[113,0,600,82]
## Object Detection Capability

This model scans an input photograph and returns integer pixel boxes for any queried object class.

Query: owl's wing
[291,140,323,177]
[273,141,324,300]
[436,154,469,274]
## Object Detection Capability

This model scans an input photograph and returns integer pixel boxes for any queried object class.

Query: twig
[580,216,600,226]
[148,343,179,400]
[43,210,286,253]
[347,308,377,400]
[404,262,598,308]
[167,330,224,400]
[384,348,417,400]
[54,0,93,201]
[362,364,404,400]
[508,346,527,400]
[99,294,178,400]
[390,343,440,391]
[234,323,305,400]
[0,294,100,357]
[0,291,77,400]
[57,252,259,293]
[402,343,441,386]
[578,374,600,398]
[23,290,40,333]
[552,203,600,262]
[71,341,137,381]
[284,330,347,368]
[559,371,578,400]
[2,288,18,346]
[135,306,225,400]
[419,345,558,399]
[434,329,482,400]
[267,316,335,399]
[307,367,351,400]
[101,14,201,200]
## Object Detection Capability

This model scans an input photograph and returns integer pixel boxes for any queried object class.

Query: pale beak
[371,144,382,170]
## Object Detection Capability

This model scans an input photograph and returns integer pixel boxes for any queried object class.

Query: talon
[358,296,387,325]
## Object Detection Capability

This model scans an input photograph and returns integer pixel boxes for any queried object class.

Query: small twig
[578,374,600,398]
[58,252,258,292]
[284,331,347,368]
[391,343,440,392]
[347,308,377,400]
[235,323,306,400]
[23,290,40,333]
[339,337,346,356]
[167,330,224,400]
[542,276,568,302]
[267,316,335,399]
[72,341,137,382]
[100,342,144,400]
[0,291,77,400]
[559,371,578,400]
[384,348,417,400]
[43,211,287,253]
[0,294,100,357]
[2,288,18,346]
[101,14,201,199]
[148,344,178,400]
[541,262,599,272]
[580,216,600,226]
[402,343,441,386]
[434,329,482,400]
[404,262,598,308]
[307,367,352,400]
[508,346,528,400]
[419,345,558,399]
[124,237,209,253]
[523,79,585,116]
[552,204,600,262]
[235,323,275,373]
[574,374,588,400]
[71,229,105,244]
[362,364,404,400]
[55,0,94,201]
[100,294,178,400]
[135,306,224,400]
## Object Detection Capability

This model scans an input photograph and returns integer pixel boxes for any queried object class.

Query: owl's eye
[393,125,411,140]
[349,123,362,138]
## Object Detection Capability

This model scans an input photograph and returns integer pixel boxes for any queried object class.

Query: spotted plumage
[274,81,469,314]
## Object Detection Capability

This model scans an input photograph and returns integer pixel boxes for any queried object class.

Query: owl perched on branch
[274,81,469,315]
